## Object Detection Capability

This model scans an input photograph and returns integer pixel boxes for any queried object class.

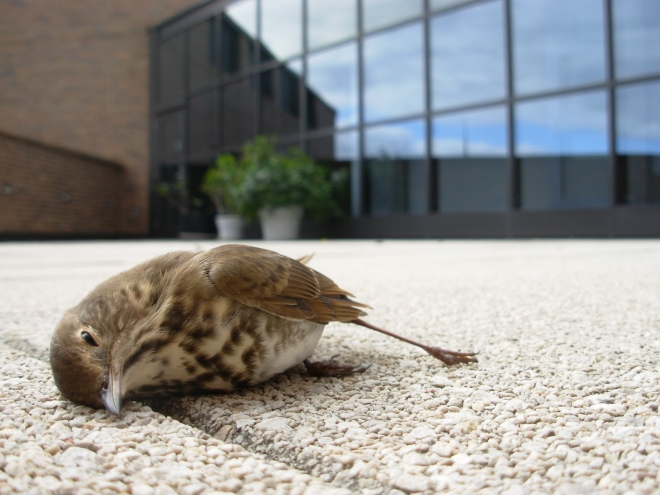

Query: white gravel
[1,239,660,494]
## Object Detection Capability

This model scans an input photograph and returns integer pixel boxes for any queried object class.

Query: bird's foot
[304,358,371,377]
[424,346,478,366]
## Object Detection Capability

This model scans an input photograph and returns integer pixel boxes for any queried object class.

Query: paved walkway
[1,240,659,494]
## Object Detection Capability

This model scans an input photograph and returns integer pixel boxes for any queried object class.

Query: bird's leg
[351,318,478,366]
[303,359,371,377]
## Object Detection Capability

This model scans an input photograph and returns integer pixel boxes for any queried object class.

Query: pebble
[392,473,430,493]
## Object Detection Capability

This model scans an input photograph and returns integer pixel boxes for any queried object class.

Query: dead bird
[50,244,477,414]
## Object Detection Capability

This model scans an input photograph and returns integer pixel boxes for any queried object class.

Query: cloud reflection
[365,119,426,159]
[515,90,608,155]
[362,0,422,33]
[363,23,424,123]
[613,0,660,79]
[307,0,357,50]
[307,42,359,129]
[616,80,660,154]
[512,0,606,95]
[433,106,508,157]
[260,0,302,60]
[431,0,506,110]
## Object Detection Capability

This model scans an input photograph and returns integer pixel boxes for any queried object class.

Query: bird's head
[50,308,124,415]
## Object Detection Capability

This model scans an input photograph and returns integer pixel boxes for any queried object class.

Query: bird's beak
[100,367,122,415]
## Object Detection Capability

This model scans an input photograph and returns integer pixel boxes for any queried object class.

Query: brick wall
[0,131,125,236]
[0,0,201,235]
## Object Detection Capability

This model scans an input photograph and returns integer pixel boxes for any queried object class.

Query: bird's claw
[425,346,478,365]
[304,359,371,377]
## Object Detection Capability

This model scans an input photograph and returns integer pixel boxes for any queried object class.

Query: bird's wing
[197,244,369,323]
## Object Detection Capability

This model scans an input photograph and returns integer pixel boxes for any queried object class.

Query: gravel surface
[1,240,660,494]
[0,344,344,495]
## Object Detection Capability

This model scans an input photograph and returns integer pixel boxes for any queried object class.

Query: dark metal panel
[428,212,509,238]
[332,215,432,239]
[510,210,611,237]
[318,207,660,238]
[611,206,660,237]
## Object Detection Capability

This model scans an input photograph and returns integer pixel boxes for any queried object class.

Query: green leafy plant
[236,136,346,221]
[201,154,245,215]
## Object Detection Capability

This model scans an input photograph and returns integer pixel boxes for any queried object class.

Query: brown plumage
[50,244,477,414]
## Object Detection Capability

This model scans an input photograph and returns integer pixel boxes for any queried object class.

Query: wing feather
[194,244,368,323]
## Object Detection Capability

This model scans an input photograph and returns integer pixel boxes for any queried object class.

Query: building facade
[151,0,660,238]
[0,0,201,237]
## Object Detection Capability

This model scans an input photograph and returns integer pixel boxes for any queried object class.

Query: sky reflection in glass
[613,0,660,79]
[225,0,256,38]
[433,106,508,158]
[365,119,427,215]
[616,81,660,154]
[307,42,358,129]
[362,0,422,33]
[515,90,608,156]
[512,0,606,95]
[430,0,475,11]
[307,0,356,51]
[261,0,301,61]
[431,0,505,111]
[365,119,426,159]
[363,23,424,123]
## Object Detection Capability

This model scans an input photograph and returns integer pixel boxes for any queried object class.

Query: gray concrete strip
[1,240,660,494]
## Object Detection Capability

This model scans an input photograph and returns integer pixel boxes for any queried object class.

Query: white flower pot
[214,214,243,240]
[258,205,304,240]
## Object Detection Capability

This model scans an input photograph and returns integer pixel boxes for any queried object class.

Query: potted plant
[236,136,345,240]
[201,154,245,240]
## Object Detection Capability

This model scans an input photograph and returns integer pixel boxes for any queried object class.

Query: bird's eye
[81,331,98,346]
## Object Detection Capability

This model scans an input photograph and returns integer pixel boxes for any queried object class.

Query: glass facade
[151,0,660,236]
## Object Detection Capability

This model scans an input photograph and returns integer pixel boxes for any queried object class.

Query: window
[512,0,606,95]
[516,91,609,210]
[260,61,302,137]
[307,42,359,130]
[613,0,660,79]
[220,8,254,74]
[362,0,422,33]
[307,0,357,51]
[189,21,219,91]
[616,81,660,204]
[260,0,302,61]
[433,106,509,212]
[159,111,185,163]
[222,77,256,148]
[430,0,476,12]
[188,91,217,153]
[431,0,506,111]
[365,119,427,214]
[158,35,185,102]
[363,23,424,123]
[307,131,359,215]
